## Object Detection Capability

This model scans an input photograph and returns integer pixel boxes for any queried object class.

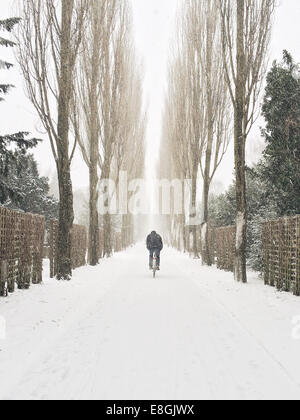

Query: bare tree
[161,1,231,261]
[163,53,192,253]
[16,0,87,279]
[96,0,120,257]
[186,33,203,259]
[185,0,231,266]
[218,0,275,282]
[72,0,110,265]
[73,0,145,259]
[169,14,204,259]
[74,0,121,259]
[111,60,146,250]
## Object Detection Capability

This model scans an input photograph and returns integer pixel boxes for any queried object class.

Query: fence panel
[215,226,236,272]
[71,225,87,269]
[114,232,122,253]
[207,227,216,264]
[49,221,87,278]
[262,215,300,296]
[0,207,45,296]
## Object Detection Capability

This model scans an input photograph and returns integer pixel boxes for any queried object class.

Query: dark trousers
[149,248,161,268]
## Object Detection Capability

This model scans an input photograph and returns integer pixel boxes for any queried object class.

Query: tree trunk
[201,126,213,265]
[88,27,100,266]
[102,161,112,258]
[201,181,212,266]
[127,214,133,246]
[190,160,199,259]
[88,156,99,265]
[182,219,187,253]
[234,0,247,283]
[121,214,127,250]
[181,179,187,253]
[180,213,187,253]
[201,16,214,266]
[103,212,112,257]
[201,132,213,265]
[125,215,130,248]
[57,162,74,280]
[56,0,75,280]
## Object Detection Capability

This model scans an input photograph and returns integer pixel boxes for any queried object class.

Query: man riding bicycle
[146,231,163,271]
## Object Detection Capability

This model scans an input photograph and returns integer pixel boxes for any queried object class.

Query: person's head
[151,231,156,235]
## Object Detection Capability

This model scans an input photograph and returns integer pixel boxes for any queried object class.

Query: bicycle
[152,252,158,278]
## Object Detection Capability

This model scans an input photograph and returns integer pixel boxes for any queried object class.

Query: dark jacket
[147,232,163,251]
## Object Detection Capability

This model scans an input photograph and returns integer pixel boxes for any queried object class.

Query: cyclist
[146,231,163,271]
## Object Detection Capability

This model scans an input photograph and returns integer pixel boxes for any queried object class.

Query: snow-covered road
[1,244,300,400]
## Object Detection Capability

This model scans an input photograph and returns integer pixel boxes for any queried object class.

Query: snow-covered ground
[0,244,300,400]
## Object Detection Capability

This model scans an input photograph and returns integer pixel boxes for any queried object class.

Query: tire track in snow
[192,274,300,394]
[2,245,300,400]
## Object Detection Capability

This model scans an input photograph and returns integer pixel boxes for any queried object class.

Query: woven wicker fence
[199,226,216,264]
[262,215,300,296]
[114,232,122,253]
[71,225,87,269]
[97,229,121,257]
[208,227,217,263]
[0,207,45,296]
[49,220,87,278]
[215,226,236,272]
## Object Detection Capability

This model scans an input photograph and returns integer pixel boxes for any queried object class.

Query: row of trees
[160,0,231,264]
[72,0,145,264]
[160,0,276,283]
[0,0,145,280]
[210,51,300,272]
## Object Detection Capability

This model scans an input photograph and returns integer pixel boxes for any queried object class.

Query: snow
[0,59,10,70]
[0,245,300,400]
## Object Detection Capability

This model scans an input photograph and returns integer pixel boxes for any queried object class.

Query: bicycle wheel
[153,252,157,278]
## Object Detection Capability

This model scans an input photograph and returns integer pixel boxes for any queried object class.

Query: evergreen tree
[209,185,236,228]
[209,166,278,272]
[1,151,58,220]
[261,51,300,215]
[0,18,21,102]
[0,17,40,199]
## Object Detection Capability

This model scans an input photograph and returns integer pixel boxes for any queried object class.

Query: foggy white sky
[1,0,300,193]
